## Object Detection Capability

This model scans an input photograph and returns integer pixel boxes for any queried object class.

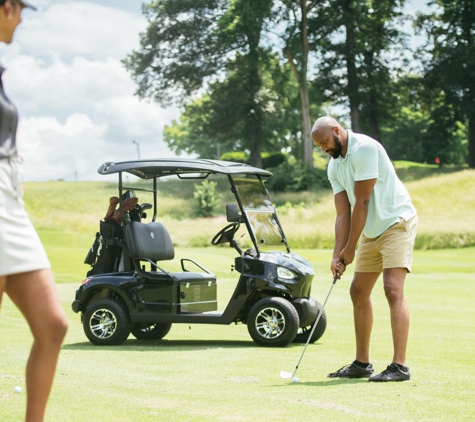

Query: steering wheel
[212,223,240,245]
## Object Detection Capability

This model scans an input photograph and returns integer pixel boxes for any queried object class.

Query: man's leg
[382,267,409,366]
[0,275,6,307]
[350,272,380,363]
[328,271,380,378]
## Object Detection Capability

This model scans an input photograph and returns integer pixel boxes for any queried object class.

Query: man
[311,116,417,382]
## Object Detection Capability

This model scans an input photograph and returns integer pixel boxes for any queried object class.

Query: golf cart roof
[98,158,272,179]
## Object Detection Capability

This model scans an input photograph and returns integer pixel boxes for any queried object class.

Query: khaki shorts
[355,215,418,273]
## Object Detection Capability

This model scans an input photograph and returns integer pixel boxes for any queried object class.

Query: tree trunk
[363,51,382,141]
[284,1,314,167]
[243,0,266,169]
[469,115,475,168]
[300,83,313,166]
[247,36,263,168]
[344,0,362,132]
[248,65,263,168]
[300,0,313,167]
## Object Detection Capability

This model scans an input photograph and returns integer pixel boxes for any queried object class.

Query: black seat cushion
[126,221,175,261]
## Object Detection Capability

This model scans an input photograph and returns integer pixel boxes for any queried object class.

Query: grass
[1,246,474,421]
[2,162,474,419]
[392,161,468,182]
[22,166,475,250]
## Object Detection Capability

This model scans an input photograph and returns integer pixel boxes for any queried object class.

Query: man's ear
[2,0,14,18]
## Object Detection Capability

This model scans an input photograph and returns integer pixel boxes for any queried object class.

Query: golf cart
[72,159,327,347]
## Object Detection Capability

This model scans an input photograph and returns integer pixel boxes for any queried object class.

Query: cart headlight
[277,266,296,280]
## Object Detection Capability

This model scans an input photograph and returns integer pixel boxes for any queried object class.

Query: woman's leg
[6,269,68,422]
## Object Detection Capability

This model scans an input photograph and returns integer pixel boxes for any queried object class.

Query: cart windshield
[232,176,288,253]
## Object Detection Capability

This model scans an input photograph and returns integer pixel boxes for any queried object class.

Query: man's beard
[330,134,343,159]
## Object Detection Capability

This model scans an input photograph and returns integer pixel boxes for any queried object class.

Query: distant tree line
[124,0,474,172]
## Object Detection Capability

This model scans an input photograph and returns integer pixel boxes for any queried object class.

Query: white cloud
[15,1,146,61]
[17,113,109,180]
[0,0,182,181]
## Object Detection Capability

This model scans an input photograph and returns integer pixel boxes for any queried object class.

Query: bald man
[312,116,417,382]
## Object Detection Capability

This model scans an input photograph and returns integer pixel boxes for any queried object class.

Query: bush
[219,151,249,164]
[265,161,331,192]
[262,152,286,169]
[220,151,286,169]
[193,180,221,217]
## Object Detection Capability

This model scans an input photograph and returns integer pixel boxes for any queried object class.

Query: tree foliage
[163,54,302,160]
[125,0,275,167]
[415,0,475,167]
[315,0,409,142]
[125,0,475,184]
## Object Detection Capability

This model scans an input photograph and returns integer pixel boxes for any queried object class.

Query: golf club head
[279,371,293,379]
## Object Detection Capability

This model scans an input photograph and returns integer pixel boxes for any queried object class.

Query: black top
[98,159,273,179]
[0,64,19,159]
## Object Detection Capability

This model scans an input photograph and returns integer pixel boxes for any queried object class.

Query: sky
[0,0,433,182]
[1,0,182,182]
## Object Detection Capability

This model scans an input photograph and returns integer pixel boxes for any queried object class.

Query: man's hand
[339,245,356,267]
[331,258,346,279]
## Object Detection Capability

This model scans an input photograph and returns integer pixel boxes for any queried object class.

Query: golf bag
[84,220,128,276]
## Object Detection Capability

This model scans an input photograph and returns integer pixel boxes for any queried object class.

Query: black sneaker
[328,361,374,379]
[368,363,410,382]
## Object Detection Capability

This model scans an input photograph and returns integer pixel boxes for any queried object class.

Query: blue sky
[1,0,432,182]
[1,0,181,181]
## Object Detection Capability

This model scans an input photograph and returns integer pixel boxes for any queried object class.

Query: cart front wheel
[247,297,299,347]
[293,301,327,344]
[132,323,172,340]
[83,298,131,345]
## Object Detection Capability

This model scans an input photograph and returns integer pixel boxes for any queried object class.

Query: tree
[164,54,302,160]
[315,0,408,140]
[124,0,274,168]
[416,0,475,167]
[380,74,468,164]
[277,0,331,166]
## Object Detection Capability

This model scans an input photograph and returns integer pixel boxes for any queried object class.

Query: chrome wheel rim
[89,308,117,339]
[254,307,285,339]
[137,324,157,333]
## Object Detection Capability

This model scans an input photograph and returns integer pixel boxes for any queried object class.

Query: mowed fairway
[1,245,474,421]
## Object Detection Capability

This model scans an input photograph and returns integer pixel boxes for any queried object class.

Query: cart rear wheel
[83,298,131,345]
[293,301,327,344]
[247,297,299,347]
[132,323,172,340]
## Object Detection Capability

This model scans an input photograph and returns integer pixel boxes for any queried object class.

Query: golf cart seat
[125,220,216,283]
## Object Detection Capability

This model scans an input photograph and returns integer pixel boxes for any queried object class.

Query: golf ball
[292,377,299,383]
[14,386,22,393]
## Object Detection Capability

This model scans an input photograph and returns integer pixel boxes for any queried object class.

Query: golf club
[280,274,340,380]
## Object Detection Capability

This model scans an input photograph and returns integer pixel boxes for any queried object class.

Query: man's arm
[338,178,376,266]
[332,190,351,278]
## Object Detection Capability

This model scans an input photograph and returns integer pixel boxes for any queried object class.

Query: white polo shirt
[328,130,417,238]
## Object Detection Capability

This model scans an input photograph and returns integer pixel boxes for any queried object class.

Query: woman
[0,1,68,421]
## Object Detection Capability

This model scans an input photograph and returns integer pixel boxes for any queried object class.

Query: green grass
[22,166,475,250]
[1,247,474,421]
[392,161,468,182]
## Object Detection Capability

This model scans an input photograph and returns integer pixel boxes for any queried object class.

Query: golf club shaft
[291,275,339,377]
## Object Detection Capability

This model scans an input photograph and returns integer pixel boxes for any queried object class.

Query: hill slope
[22,169,475,250]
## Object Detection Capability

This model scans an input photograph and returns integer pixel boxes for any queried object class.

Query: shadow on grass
[270,378,367,388]
[62,338,256,351]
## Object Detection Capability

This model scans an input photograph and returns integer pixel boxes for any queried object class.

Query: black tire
[83,298,131,345]
[247,297,300,347]
[293,301,327,344]
[131,323,172,340]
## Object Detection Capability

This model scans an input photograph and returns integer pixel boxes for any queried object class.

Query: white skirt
[0,158,50,277]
